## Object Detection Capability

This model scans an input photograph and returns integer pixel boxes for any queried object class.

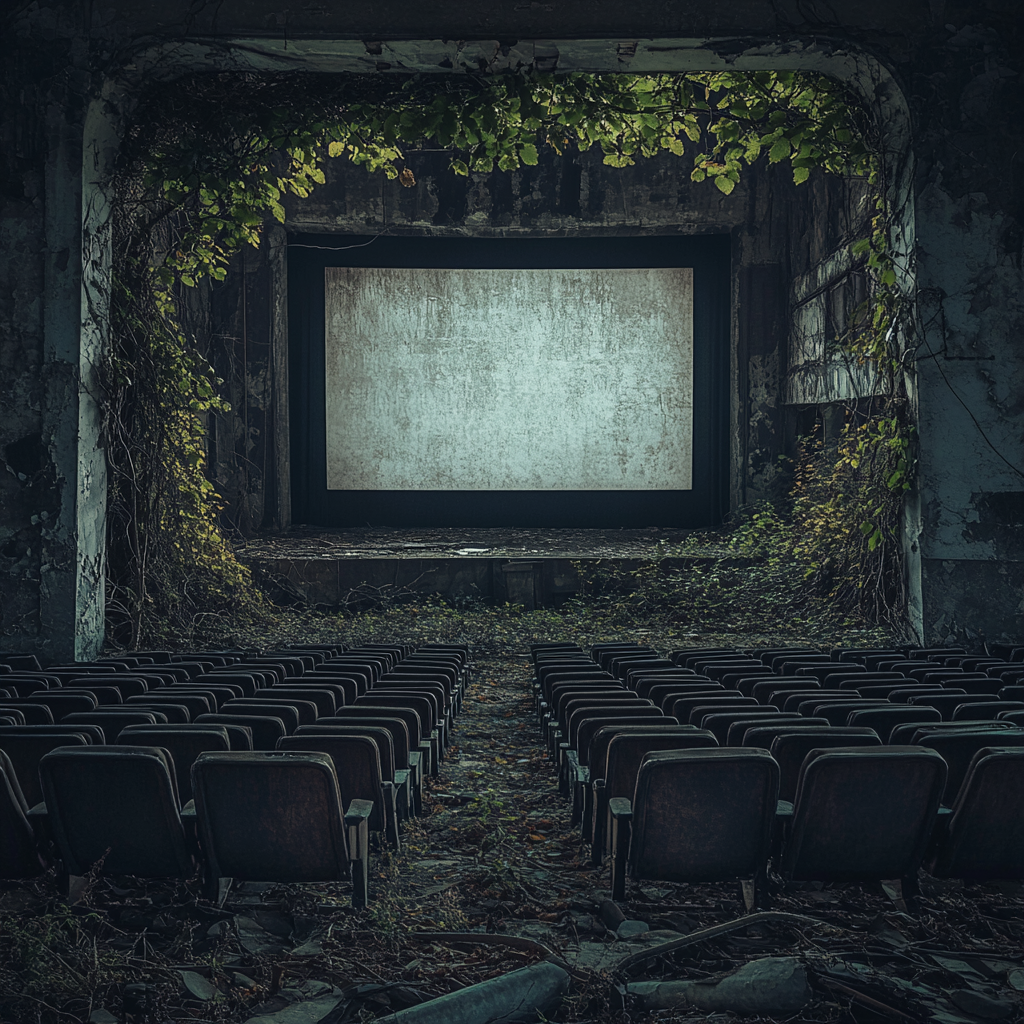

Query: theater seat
[770,728,881,802]
[295,723,411,821]
[846,705,940,742]
[0,749,48,879]
[925,747,1024,880]
[117,725,232,801]
[0,730,93,806]
[777,746,945,894]
[38,745,197,885]
[591,728,718,865]
[191,750,373,907]
[907,727,1024,805]
[609,748,778,907]
[278,733,400,850]
[196,712,283,750]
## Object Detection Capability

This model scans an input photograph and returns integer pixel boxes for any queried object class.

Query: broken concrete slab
[616,920,650,939]
[625,956,811,1015]
[375,961,569,1024]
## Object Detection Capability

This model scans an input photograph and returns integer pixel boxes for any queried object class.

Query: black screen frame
[289,233,729,528]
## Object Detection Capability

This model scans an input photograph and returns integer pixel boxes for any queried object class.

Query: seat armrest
[26,801,50,843]
[609,798,633,900]
[179,799,200,857]
[775,800,794,818]
[573,764,590,785]
[608,797,633,820]
[344,799,374,824]
[344,799,373,909]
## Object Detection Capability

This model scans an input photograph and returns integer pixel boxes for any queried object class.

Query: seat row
[0,642,471,904]
[530,641,1024,907]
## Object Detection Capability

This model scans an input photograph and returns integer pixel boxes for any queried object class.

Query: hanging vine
[107,67,911,644]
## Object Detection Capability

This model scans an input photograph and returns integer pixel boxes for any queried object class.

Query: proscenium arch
[71,35,920,657]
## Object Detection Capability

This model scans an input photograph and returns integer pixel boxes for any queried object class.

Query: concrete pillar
[36,96,112,661]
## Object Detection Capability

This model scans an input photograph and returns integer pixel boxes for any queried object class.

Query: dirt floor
[4,641,1024,1024]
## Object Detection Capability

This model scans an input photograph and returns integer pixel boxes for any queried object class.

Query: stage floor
[238,525,697,561]
[236,526,731,608]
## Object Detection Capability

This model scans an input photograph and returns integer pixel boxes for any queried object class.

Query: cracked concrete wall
[271,147,838,510]
[911,15,1024,643]
[2,0,1023,653]
[0,22,106,660]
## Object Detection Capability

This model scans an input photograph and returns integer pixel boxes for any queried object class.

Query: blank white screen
[325,266,693,491]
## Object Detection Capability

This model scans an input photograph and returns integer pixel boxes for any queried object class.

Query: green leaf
[769,138,791,163]
[519,143,539,166]
[714,175,736,195]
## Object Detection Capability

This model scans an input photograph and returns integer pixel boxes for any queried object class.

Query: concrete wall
[2,1,1022,654]
[276,145,846,510]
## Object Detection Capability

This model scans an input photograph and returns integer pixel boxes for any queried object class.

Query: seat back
[604,730,718,801]
[739,720,831,749]
[810,700,890,727]
[951,701,1024,722]
[587,723,694,782]
[0,731,91,805]
[927,747,1024,879]
[699,708,781,744]
[749,679,816,703]
[25,692,98,717]
[566,704,660,749]
[888,719,1011,746]
[39,745,193,877]
[668,692,747,721]
[52,686,124,705]
[724,713,805,747]
[317,713,413,765]
[909,693,1000,719]
[911,727,1024,804]
[629,748,778,882]
[253,688,336,717]
[781,746,946,882]
[117,725,231,800]
[846,705,940,741]
[1,749,46,879]
[346,705,422,747]
[126,692,212,717]
[219,702,301,733]
[577,716,680,771]
[359,693,436,735]
[771,728,882,802]
[295,724,397,779]
[192,750,349,882]
[278,680,353,708]
[61,710,163,741]
[278,734,385,831]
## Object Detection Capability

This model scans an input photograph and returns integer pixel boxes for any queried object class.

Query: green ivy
[109,67,910,642]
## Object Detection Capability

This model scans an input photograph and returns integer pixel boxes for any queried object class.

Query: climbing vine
[108,66,911,643]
